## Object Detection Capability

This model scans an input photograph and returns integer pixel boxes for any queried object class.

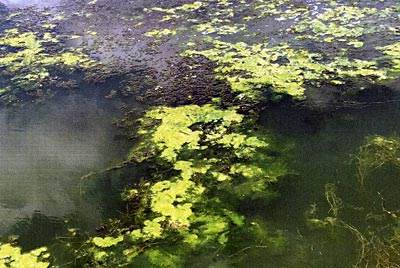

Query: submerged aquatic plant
[309,135,400,268]
[309,185,400,268]
[76,104,291,267]
[354,135,400,186]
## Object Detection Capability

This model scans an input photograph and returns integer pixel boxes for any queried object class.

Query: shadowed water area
[0,0,399,267]
[255,96,400,267]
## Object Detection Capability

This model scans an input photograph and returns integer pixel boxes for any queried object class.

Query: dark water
[255,95,400,267]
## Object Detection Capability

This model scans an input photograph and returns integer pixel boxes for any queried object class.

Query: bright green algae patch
[141,0,400,101]
[134,104,244,161]
[0,243,50,268]
[183,39,393,100]
[76,105,291,267]
[378,42,400,76]
[290,6,379,41]
[0,26,94,104]
[184,42,308,98]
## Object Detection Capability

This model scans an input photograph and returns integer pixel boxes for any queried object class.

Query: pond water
[0,91,129,248]
[0,0,399,267]
[255,95,400,267]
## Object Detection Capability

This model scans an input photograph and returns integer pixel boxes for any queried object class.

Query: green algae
[145,28,177,38]
[0,21,94,104]
[92,236,124,248]
[183,39,389,99]
[0,243,50,268]
[138,0,400,102]
[2,1,400,267]
[378,42,400,76]
[291,6,378,40]
[133,104,243,161]
[76,104,291,267]
[130,104,286,199]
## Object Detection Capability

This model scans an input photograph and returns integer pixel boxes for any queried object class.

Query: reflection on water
[0,0,61,8]
[0,93,125,238]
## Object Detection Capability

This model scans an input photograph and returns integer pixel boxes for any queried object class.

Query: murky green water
[254,96,400,267]
[0,0,399,267]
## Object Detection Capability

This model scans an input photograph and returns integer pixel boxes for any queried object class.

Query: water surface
[0,92,128,247]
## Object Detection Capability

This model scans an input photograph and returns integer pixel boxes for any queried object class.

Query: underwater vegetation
[72,104,292,267]
[308,135,400,268]
[355,135,400,186]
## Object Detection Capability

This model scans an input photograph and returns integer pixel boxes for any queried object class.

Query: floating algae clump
[378,42,400,76]
[133,104,243,161]
[135,0,400,102]
[290,6,378,41]
[183,39,389,100]
[0,243,50,268]
[130,104,288,199]
[0,27,94,104]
